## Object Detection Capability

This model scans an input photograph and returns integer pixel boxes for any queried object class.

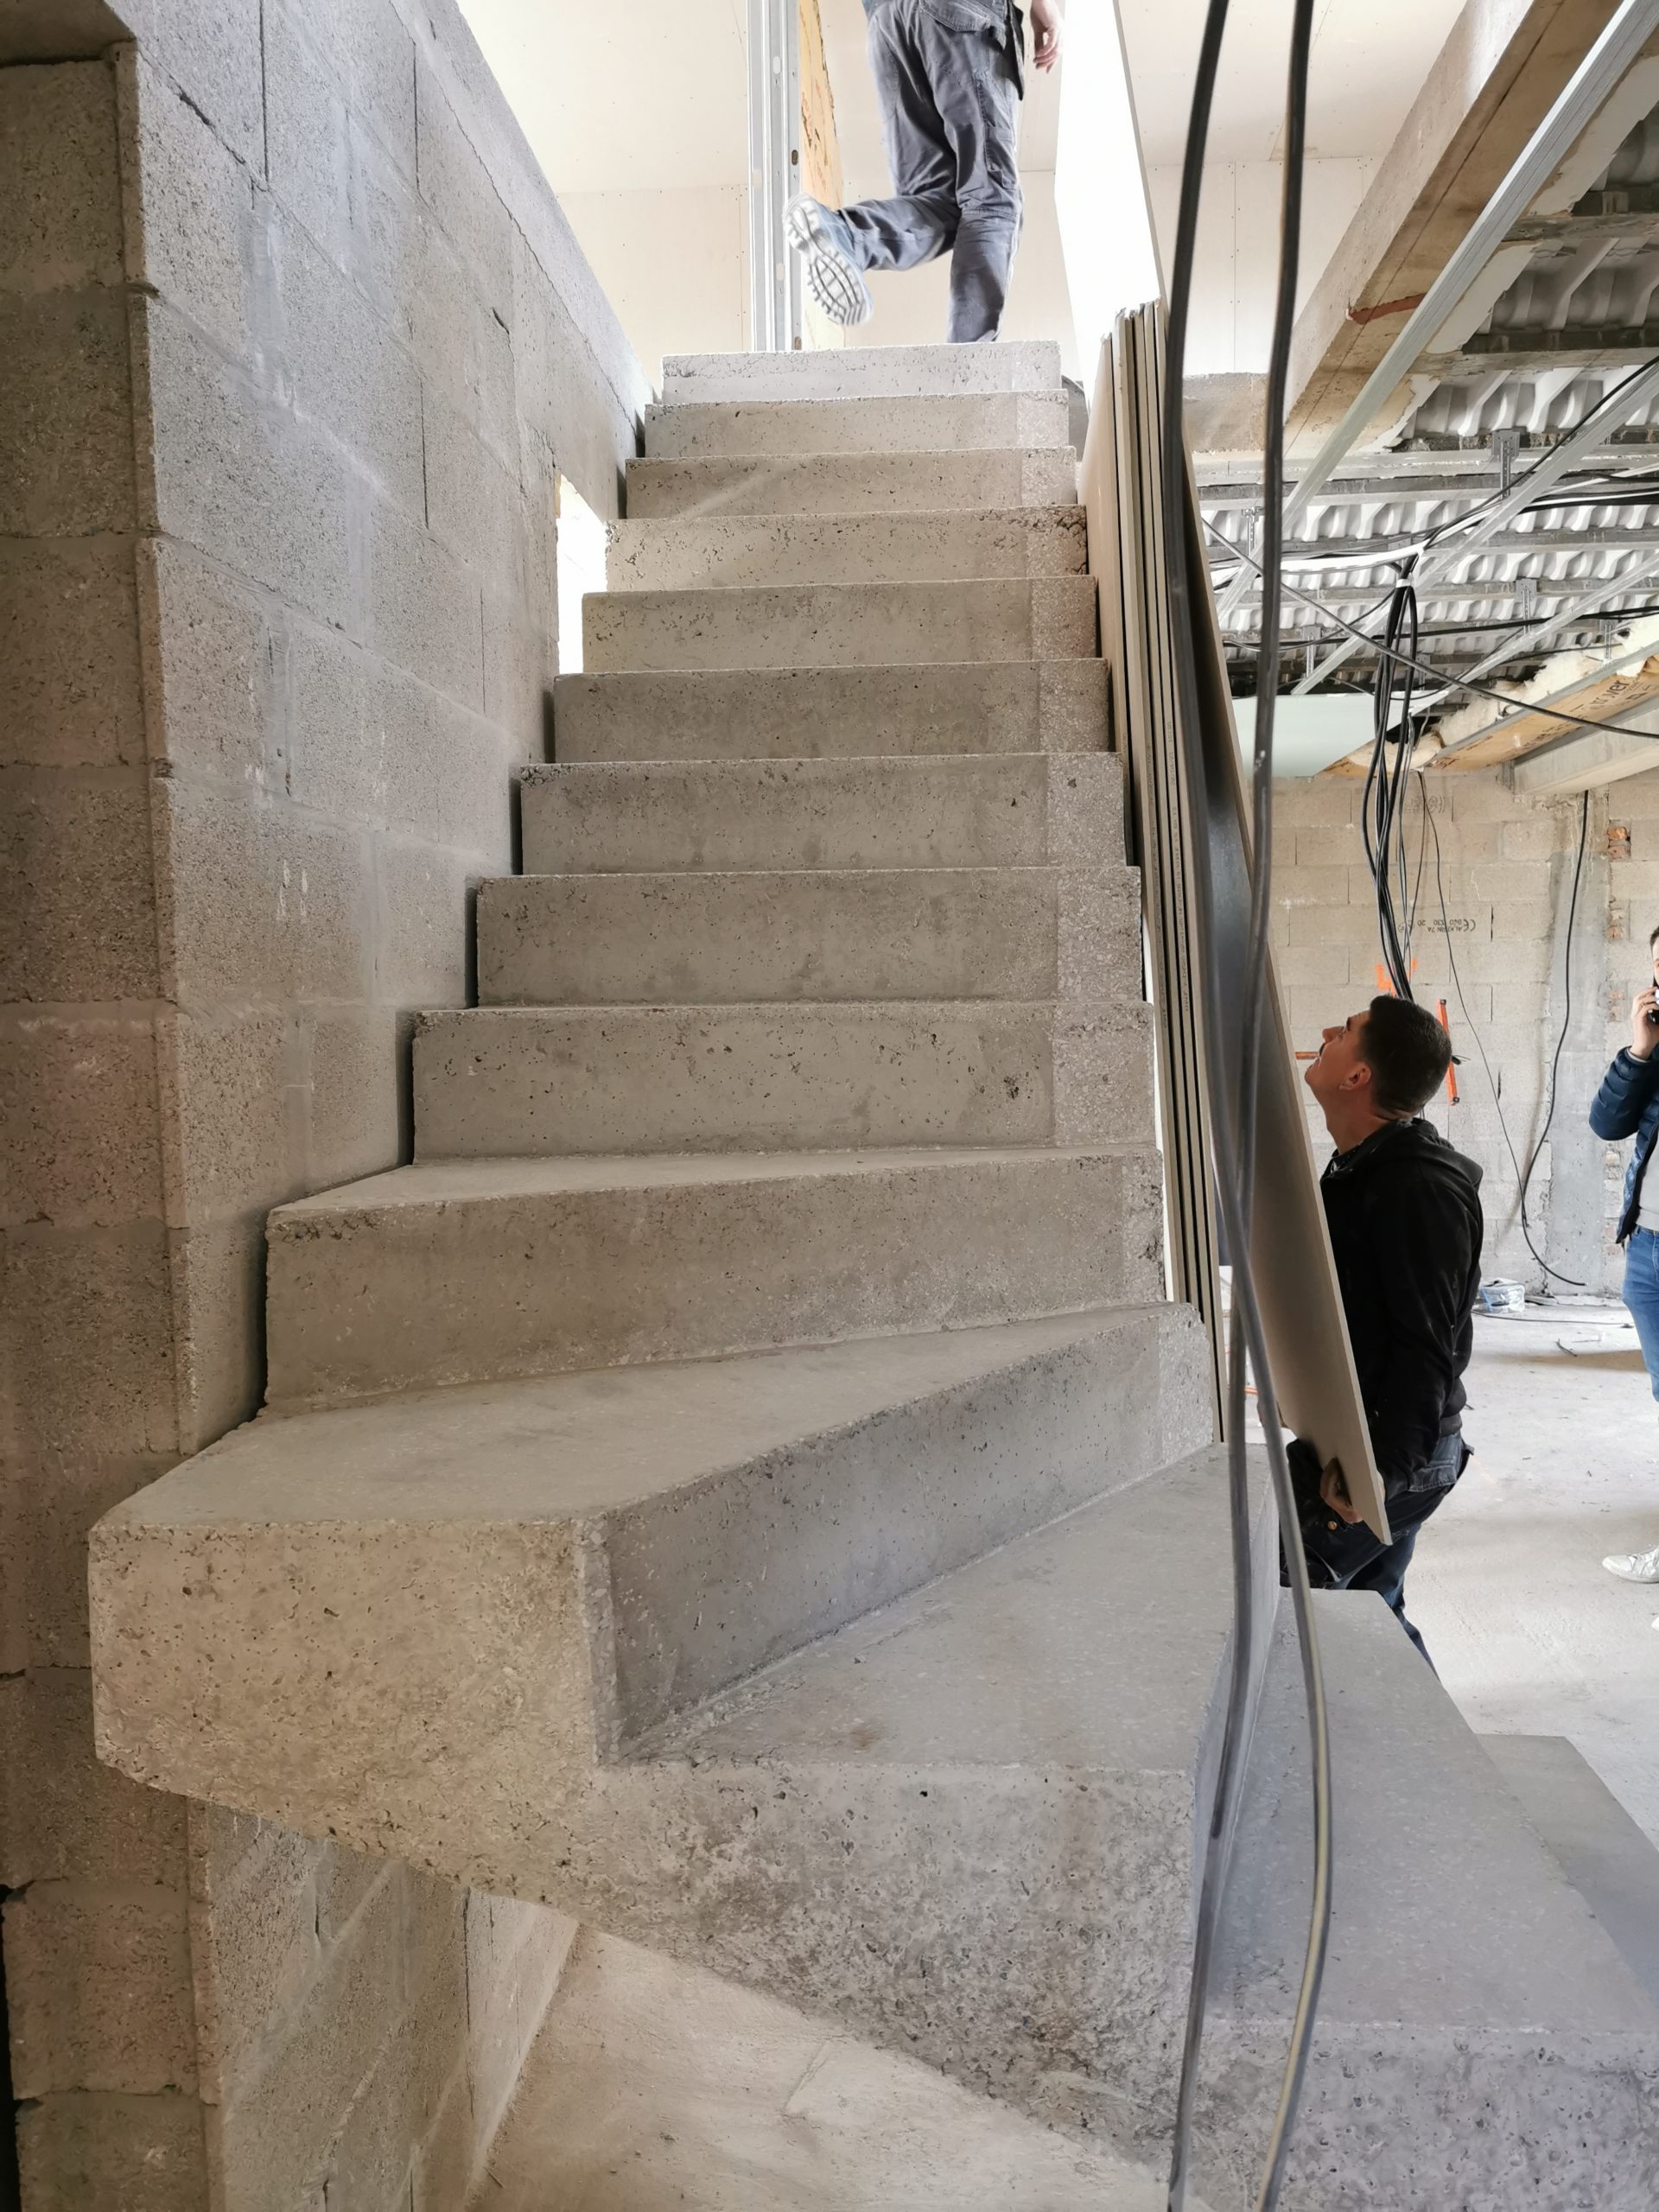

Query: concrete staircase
[89,343,1659,2208]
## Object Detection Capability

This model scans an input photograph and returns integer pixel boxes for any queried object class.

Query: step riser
[519,756,1124,874]
[625,448,1079,519]
[583,581,1096,674]
[413,1003,1156,1157]
[603,511,1088,592]
[264,1150,1165,1407]
[476,870,1141,1007]
[551,663,1110,763]
[644,392,1073,460]
[658,341,1064,404]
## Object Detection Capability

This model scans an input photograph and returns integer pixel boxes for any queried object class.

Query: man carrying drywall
[1293,998,1485,1663]
[785,0,1062,343]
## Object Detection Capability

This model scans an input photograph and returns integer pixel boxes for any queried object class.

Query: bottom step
[1197,1599,1659,2211]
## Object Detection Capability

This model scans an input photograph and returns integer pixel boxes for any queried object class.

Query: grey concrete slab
[603,508,1088,592]
[550,660,1110,763]
[410,1000,1155,1157]
[643,392,1072,460]
[658,342,1063,404]
[518,754,1124,874]
[582,578,1097,672]
[474,865,1141,1007]
[624,447,1080,519]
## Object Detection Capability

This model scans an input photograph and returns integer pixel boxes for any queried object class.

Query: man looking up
[785,0,1063,344]
[1294,997,1484,1663]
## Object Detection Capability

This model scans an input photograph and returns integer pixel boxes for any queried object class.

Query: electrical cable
[1516,791,1592,1288]
[1424,787,1592,1292]
[1204,518,1659,740]
[1161,2,1331,2206]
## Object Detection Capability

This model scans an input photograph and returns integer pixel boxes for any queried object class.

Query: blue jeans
[1624,1227,1659,1403]
[1287,1427,1467,1668]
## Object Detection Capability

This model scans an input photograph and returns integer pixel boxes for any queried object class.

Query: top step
[659,342,1064,406]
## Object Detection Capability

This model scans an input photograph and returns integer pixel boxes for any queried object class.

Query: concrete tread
[623,448,1081,519]
[602,507,1089,590]
[658,342,1064,403]
[643,391,1074,461]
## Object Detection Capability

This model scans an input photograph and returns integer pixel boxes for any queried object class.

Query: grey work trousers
[841,0,1024,343]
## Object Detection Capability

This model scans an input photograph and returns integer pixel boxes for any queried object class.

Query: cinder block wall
[0,0,648,2203]
[1274,767,1659,1297]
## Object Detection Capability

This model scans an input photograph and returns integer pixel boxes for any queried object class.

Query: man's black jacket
[1588,1046,1659,1242]
[1320,1116,1484,1490]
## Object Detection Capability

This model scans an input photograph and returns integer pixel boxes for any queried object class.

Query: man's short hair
[1649,919,1659,950]
[1361,995,1452,1117]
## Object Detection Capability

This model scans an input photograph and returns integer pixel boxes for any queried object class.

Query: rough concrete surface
[643,391,1073,460]
[625,445,1080,519]
[604,507,1088,591]
[658,340,1063,403]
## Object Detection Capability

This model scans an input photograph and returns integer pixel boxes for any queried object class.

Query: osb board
[1434,655,1659,768]
[798,0,842,208]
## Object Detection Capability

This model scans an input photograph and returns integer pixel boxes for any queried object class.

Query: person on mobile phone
[1591,923,1659,1606]
[1288,996,1484,1665]
[784,0,1062,345]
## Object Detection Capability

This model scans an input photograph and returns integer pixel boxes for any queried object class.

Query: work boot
[1603,1545,1659,1582]
[785,195,874,327]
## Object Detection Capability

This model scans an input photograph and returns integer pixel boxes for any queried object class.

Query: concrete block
[278,213,424,511]
[476,866,1141,1007]
[551,660,1109,762]
[2,1224,178,1459]
[5,1883,196,2097]
[1489,895,1560,941]
[659,341,1061,403]
[1289,821,1363,868]
[0,289,133,534]
[604,508,1089,592]
[366,499,485,708]
[0,537,143,768]
[168,1217,265,1452]
[210,1868,404,2209]
[511,226,632,518]
[0,1011,162,1231]
[191,1821,327,2101]
[1269,863,1351,906]
[411,2068,477,2212]
[413,1001,1154,1158]
[305,1002,403,1192]
[4,1451,178,1669]
[16,2092,209,2212]
[582,578,1097,672]
[157,781,372,1007]
[363,660,513,851]
[139,0,264,170]
[119,48,254,363]
[325,1951,465,2212]
[260,1147,1164,1403]
[519,754,1123,874]
[161,1005,298,1227]
[372,837,475,1004]
[625,446,1080,519]
[1500,815,1567,860]
[0,1669,186,1887]
[282,618,381,820]
[0,61,122,292]
[264,0,353,269]
[415,54,510,323]
[138,539,277,789]
[482,593,553,760]
[140,300,356,627]
[1274,944,1353,987]
[1466,860,1552,904]
[329,0,418,178]
[643,391,1072,461]
[423,389,521,579]
[1267,778,1357,827]
[313,1842,390,1942]
[407,203,518,470]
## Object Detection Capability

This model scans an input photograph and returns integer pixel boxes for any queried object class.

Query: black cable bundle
[1160,3,1329,2209]
[1361,579,1422,999]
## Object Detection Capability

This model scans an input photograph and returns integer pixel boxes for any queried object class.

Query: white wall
[560,187,749,385]
[860,175,1082,378]
[1144,156,1375,375]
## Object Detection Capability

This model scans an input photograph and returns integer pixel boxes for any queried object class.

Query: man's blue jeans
[1624,1226,1659,1403]
[1287,1428,1467,1666]
[840,0,1023,342]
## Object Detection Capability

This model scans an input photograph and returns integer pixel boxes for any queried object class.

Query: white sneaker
[1603,1546,1659,1582]
[785,195,874,327]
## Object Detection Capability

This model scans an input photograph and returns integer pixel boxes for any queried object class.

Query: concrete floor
[1413,1306,1659,1846]
[477,1307,1659,2206]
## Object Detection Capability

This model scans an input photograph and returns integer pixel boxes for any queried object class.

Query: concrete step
[603,509,1088,592]
[658,341,1064,404]
[1199,1600,1659,2211]
[94,1307,1213,1758]
[475,867,1141,1008]
[518,756,1124,874]
[261,1145,1166,1407]
[582,579,1096,672]
[91,1437,1268,2185]
[643,391,1073,461]
[624,448,1079,519]
[412,1001,1155,1158]
[551,661,1109,764]
[1481,1734,1659,2011]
